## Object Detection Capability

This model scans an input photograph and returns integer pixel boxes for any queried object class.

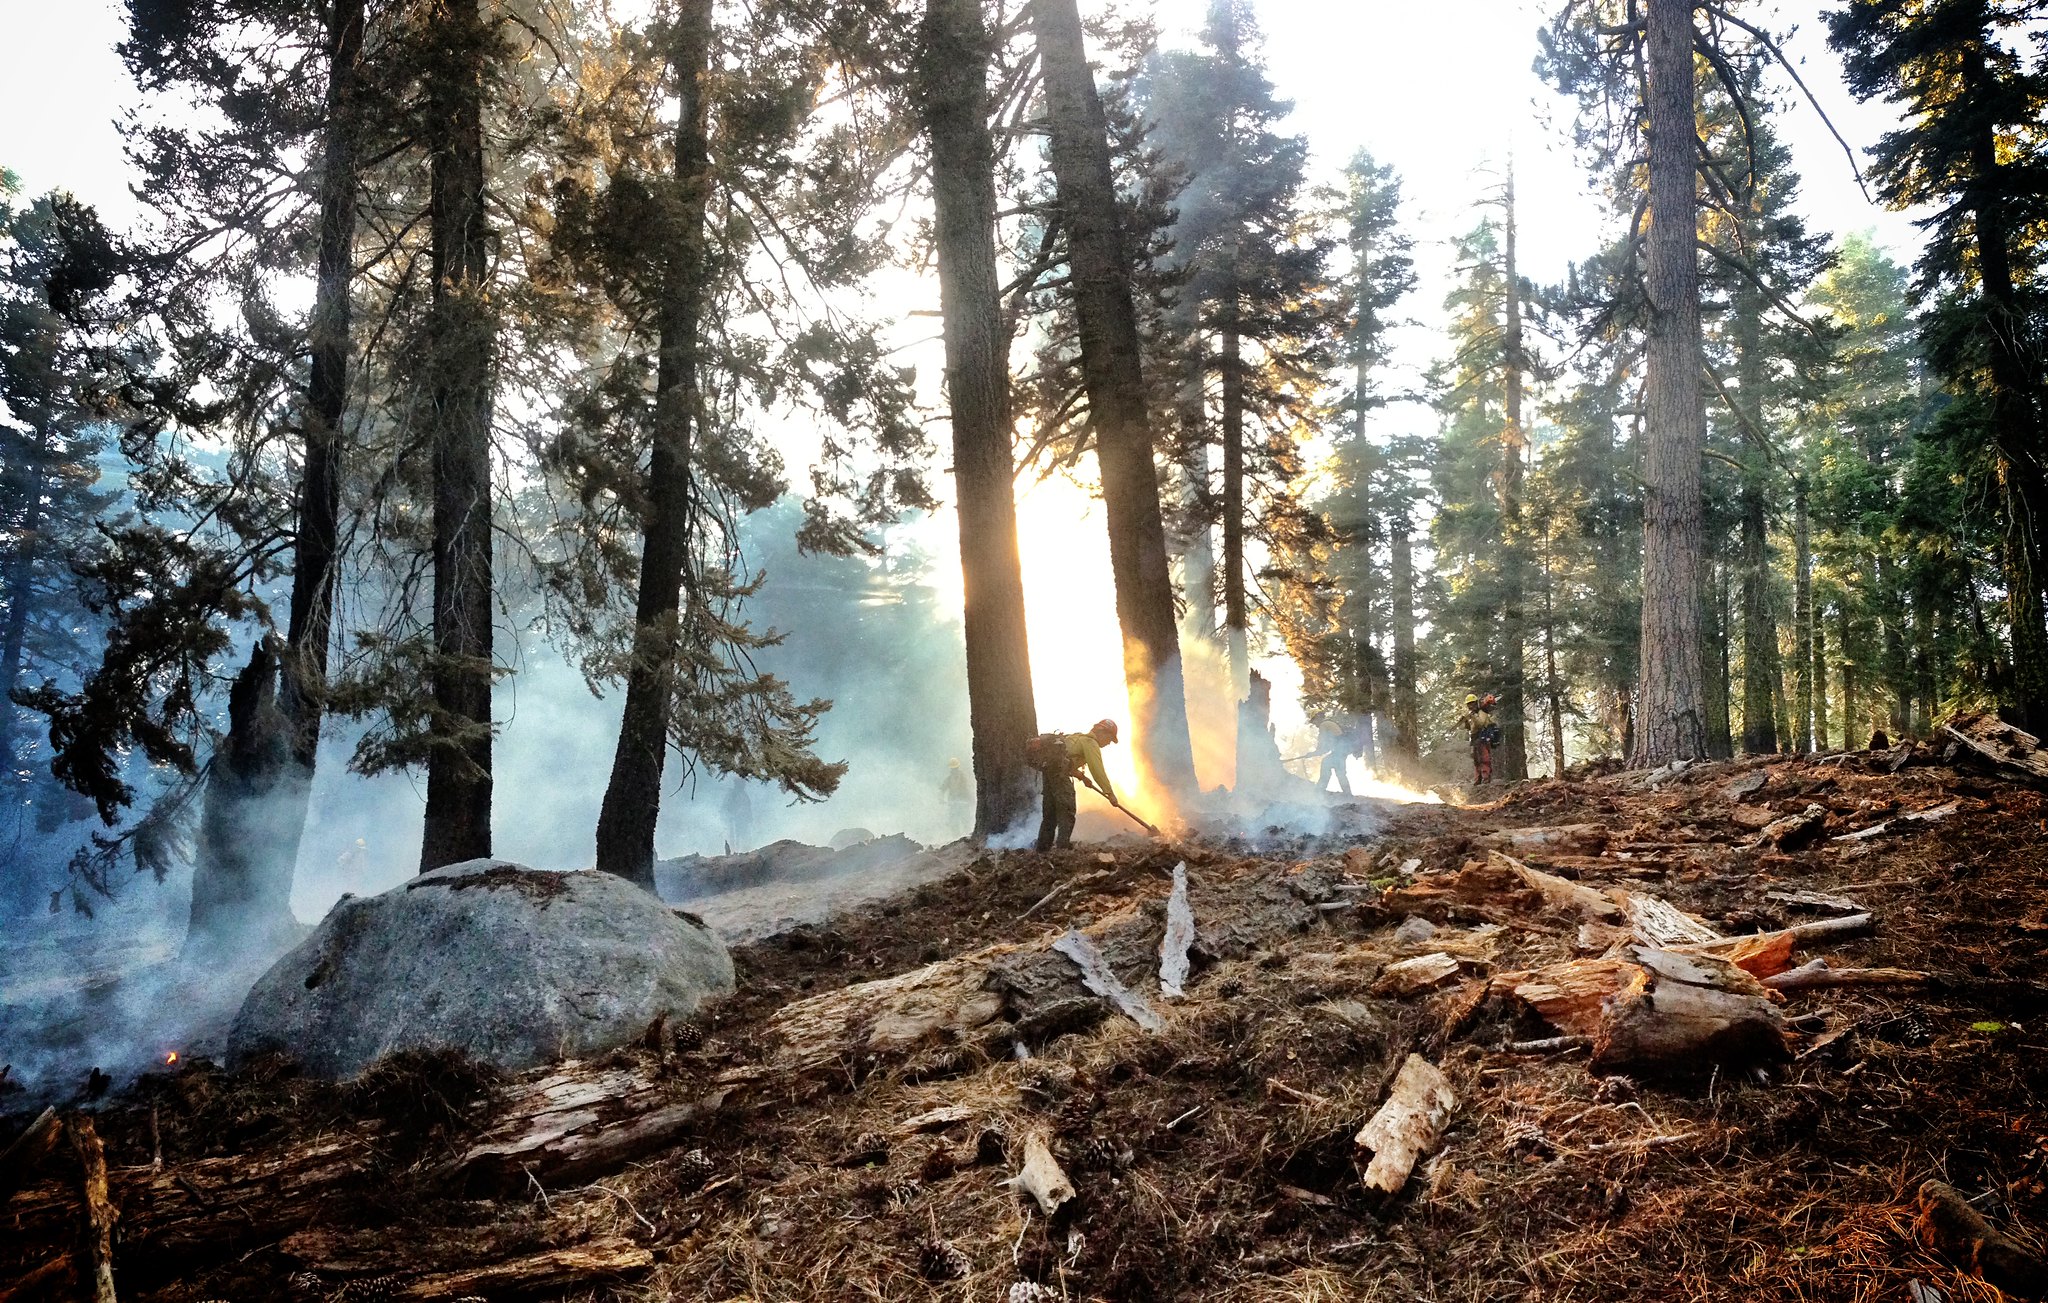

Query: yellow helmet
[1464,694,1478,706]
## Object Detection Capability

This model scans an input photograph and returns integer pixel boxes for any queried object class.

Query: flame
[1012,475,1437,827]
[164,1051,179,1065]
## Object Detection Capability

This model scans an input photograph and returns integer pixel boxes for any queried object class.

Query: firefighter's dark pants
[1037,770,1077,852]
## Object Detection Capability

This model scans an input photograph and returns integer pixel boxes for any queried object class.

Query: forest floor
[5,737,2048,1303]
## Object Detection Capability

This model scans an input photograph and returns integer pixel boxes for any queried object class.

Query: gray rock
[1392,915,1438,947]
[228,859,733,1079]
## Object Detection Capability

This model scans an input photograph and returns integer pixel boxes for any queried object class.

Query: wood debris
[1008,1132,1075,1214]
[1942,711,2048,784]
[1054,930,1164,1032]
[1591,948,1790,1076]
[1914,1179,2048,1299]
[1354,1055,1457,1195]
[1158,862,1195,999]
[1372,952,1464,997]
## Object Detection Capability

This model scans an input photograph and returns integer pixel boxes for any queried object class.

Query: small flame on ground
[164,1051,179,1065]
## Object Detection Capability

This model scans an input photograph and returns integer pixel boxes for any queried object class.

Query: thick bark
[420,0,496,871]
[1031,0,1196,796]
[594,0,715,888]
[1498,167,1529,780]
[1390,510,1418,757]
[918,0,1038,837]
[0,455,45,775]
[1220,295,1248,691]
[1964,45,2048,732]
[1631,0,1708,765]
[1792,476,1813,752]
[190,0,367,942]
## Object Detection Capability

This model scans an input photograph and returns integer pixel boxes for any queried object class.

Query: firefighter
[1462,693,1501,784]
[1030,719,1123,853]
[939,756,972,832]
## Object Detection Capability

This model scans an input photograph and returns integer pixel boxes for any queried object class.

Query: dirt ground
[5,742,2047,1302]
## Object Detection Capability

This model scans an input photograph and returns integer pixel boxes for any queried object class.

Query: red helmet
[1091,718,1120,744]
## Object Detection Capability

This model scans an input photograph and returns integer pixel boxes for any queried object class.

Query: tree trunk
[1838,601,1858,746]
[1176,403,1217,639]
[1792,475,1813,752]
[1734,274,1777,755]
[189,0,364,942]
[1738,477,1776,752]
[918,0,1038,838]
[189,646,302,954]
[1704,559,1733,759]
[0,455,45,777]
[1964,55,2048,731]
[1030,0,1197,797]
[1542,531,1567,777]
[1631,0,1708,765]
[1220,285,1248,692]
[1813,614,1830,750]
[594,0,715,889]
[1390,510,1418,758]
[1498,164,1529,780]
[419,0,497,872]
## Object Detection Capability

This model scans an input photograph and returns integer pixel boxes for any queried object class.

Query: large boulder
[229,859,734,1079]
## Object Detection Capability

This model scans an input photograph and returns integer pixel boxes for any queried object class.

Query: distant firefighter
[1025,719,1123,853]
[940,756,972,828]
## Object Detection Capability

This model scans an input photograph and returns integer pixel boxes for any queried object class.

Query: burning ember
[164,1051,179,1066]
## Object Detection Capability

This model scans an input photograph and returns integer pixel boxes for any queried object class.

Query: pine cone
[1008,1282,1057,1303]
[1053,1090,1097,1135]
[672,1021,705,1052]
[848,1129,891,1163]
[674,1147,716,1193]
[288,1271,330,1300]
[1072,1134,1132,1172]
[335,1276,406,1303]
[1594,1075,1638,1105]
[890,1179,923,1207]
[918,1235,971,1282]
[1881,1010,1934,1047]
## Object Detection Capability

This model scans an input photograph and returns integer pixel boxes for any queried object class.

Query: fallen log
[1355,1055,1456,1195]
[400,1240,657,1300]
[1914,1178,2048,1300]
[1942,711,2048,786]
[1591,949,1790,1077]
[1495,957,1635,1037]
[69,1114,117,1303]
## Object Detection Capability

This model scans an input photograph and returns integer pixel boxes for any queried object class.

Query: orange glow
[164,1051,179,1065]
[1012,474,1437,828]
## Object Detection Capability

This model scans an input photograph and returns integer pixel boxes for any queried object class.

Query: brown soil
[6,747,2048,1302]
